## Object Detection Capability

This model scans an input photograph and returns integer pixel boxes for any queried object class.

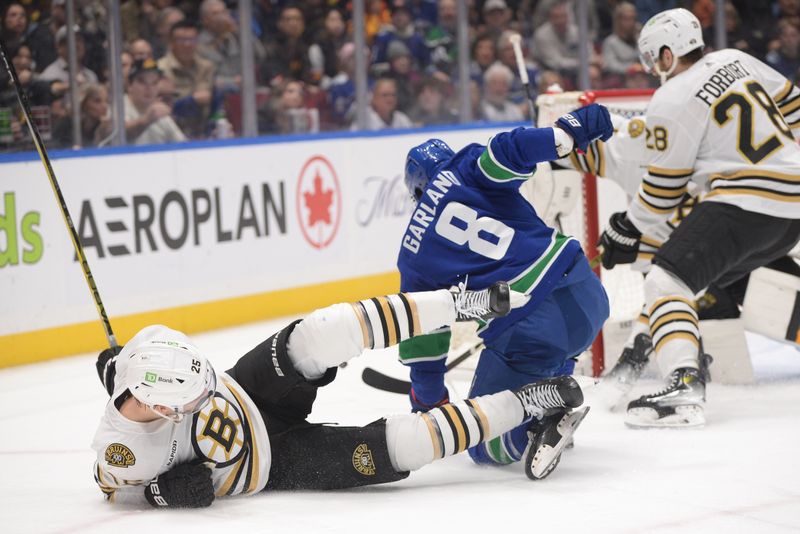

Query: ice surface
[1,318,799,534]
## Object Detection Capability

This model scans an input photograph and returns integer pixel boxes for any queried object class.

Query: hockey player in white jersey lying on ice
[597,8,800,428]
[92,283,590,508]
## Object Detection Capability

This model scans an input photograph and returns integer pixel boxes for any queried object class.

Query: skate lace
[453,279,491,320]
[650,371,681,397]
[517,383,566,418]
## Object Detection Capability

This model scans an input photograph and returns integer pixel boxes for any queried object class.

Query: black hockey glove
[598,212,642,269]
[96,345,123,396]
[144,463,215,509]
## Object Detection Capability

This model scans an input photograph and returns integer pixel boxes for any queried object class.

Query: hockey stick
[509,33,536,121]
[361,340,485,395]
[0,39,118,348]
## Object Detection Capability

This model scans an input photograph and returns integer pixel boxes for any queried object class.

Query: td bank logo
[0,192,43,267]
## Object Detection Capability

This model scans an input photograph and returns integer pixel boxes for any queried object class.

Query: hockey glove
[96,345,123,396]
[144,463,215,509]
[598,212,642,269]
[555,103,613,153]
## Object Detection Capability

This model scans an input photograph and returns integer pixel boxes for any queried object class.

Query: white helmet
[638,8,704,83]
[125,339,217,423]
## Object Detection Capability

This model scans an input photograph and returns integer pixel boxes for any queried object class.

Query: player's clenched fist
[556,103,613,152]
[144,463,215,508]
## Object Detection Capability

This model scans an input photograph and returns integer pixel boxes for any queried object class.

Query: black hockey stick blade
[361,341,484,395]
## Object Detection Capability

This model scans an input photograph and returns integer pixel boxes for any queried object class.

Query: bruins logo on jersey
[628,118,646,138]
[192,392,246,467]
[352,443,376,476]
[105,443,136,468]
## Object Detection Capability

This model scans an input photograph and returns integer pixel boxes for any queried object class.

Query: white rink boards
[0,315,798,534]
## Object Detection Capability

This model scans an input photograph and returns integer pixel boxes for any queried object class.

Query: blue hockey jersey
[397,127,583,342]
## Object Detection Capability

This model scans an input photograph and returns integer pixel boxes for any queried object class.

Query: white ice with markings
[1,317,799,534]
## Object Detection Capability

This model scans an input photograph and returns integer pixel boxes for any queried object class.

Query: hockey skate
[451,281,517,322]
[513,375,589,480]
[626,367,706,428]
[603,333,653,394]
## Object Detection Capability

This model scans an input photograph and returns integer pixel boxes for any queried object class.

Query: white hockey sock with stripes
[385,390,525,472]
[287,289,456,380]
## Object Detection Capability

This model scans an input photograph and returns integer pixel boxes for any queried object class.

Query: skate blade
[625,405,705,428]
[527,406,590,479]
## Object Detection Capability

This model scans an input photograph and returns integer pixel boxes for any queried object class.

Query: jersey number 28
[435,202,514,260]
[713,81,793,164]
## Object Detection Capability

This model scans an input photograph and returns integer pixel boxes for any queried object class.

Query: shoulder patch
[628,118,646,138]
[352,443,376,476]
[192,393,246,467]
[105,443,136,468]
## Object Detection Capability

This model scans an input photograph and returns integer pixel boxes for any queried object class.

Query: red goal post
[536,89,655,376]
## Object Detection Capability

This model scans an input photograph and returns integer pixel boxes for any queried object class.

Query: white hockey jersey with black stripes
[629,48,800,234]
[91,325,271,505]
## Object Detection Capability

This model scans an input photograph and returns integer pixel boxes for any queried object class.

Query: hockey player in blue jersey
[397,103,613,479]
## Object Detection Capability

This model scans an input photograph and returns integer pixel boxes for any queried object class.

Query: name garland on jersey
[104,443,136,468]
[402,170,461,254]
[352,443,376,476]
[694,60,751,106]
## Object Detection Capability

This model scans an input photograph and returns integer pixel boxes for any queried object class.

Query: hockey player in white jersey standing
[598,8,800,428]
[91,283,590,508]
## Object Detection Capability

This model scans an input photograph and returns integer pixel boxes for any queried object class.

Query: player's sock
[287,289,458,380]
[385,376,584,472]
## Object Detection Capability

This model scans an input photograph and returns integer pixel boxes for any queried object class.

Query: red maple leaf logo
[303,171,334,226]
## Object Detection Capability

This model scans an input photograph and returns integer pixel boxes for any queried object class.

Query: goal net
[449,89,654,377]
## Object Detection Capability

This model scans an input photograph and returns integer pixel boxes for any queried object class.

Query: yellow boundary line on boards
[0,271,400,368]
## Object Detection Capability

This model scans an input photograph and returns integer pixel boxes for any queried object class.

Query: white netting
[449,89,653,375]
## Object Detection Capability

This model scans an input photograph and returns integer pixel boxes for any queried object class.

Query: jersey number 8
[435,202,514,260]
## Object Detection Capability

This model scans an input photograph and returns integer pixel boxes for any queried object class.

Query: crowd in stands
[0,0,798,151]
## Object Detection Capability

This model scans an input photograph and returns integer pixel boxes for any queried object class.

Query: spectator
[537,69,565,94]
[469,32,497,83]
[0,44,59,109]
[198,0,253,93]
[602,2,639,77]
[121,50,134,90]
[120,0,169,44]
[482,0,513,39]
[532,0,600,40]
[352,77,413,130]
[124,58,187,145]
[532,1,596,85]
[383,40,421,112]
[717,2,766,58]
[260,5,314,86]
[424,0,458,76]
[309,8,349,87]
[26,0,64,72]
[365,0,392,44]
[766,19,800,81]
[327,43,360,128]
[408,76,458,126]
[496,30,539,117]
[152,7,185,59]
[130,38,154,61]
[258,79,319,135]
[479,62,524,122]
[158,20,216,138]
[372,1,429,68]
[40,25,99,88]
[52,83,112,148]
[1,2,27,52]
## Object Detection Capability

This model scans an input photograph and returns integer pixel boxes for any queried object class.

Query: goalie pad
[742,267,800,346]
[698,319,753,385]
[520,166,582,228]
